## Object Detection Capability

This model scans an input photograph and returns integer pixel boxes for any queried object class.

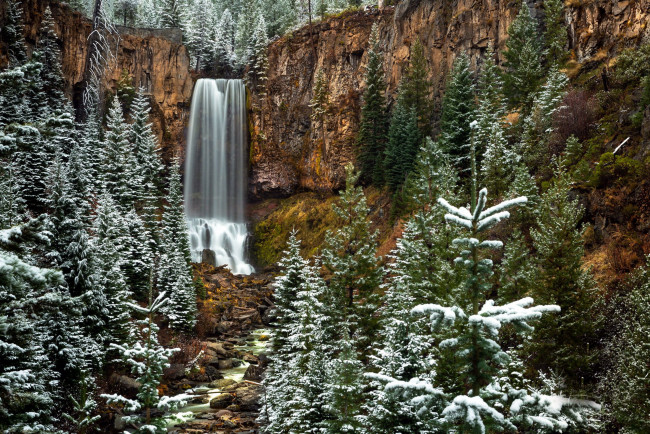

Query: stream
[165,328,272,432]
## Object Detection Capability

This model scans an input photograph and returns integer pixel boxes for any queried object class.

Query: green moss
[251,193,339,267]
[590,152,644,188]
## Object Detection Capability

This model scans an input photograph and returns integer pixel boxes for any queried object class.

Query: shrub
[615,44,650,85]
[591,152,643,187]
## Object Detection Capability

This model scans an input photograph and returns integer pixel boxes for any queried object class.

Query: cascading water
[184,79,254,275]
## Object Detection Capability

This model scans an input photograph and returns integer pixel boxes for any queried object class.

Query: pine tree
[520,67,568,168]
[505,163,540,227]
[2,0,27,66]
[600,261,650,432]
[101,292,186,433]
[503,0,544,111]
[474,44,507,172]
[234,0,260,67]
[158,160,196,330]
[12,124,50,213]
[543,0,568,67]
[159,0,185,28]
[137,0,160,28]
[399,38,433,137]
[528,158,599,391]
[384,98,420,192]
[497,229,536,303]
[185,0,216,71]
[438,52,476,172]
[89,193,132,347]
[35,7,66,117]
[479,117,514,196]
[249,15,270,96]
[325,329,364,433]
[0,217,63,431]
[78,109,105,196]
[263,0,297,37]
[214,9,236,73]
[0,65,28,128]
[321,163,383,350]
[357,23,388,186]
[103,96,142,209]
[310,67,330,154]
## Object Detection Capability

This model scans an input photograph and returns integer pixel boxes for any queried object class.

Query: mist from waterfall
[184,78,254,275]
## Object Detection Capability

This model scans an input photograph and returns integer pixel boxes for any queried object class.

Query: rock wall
[249,0,650,199]
[1,0,193,159]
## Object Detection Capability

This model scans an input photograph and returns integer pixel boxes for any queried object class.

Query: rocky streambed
[163,265,276,433]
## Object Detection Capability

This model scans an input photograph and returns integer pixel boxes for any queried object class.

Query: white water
[184,79,254,275]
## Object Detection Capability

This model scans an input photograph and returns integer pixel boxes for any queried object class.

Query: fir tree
[214,9,236,73]
[249,15,270,96]
[384,98,420,192]
[2,0,27,66]
[498,229,536,303]
[528,159,599,391]
[0,217,63,432]
[600,261,650,432]
[438,52,476,172]
[158,160,196,330]
[399,38,432,137]
[264,0,297,37]
[159,0,185,28]
[102,292,186,433]
[357,23,388,186]
[322,163,383,348]
[234,0,260,67]
[479,117,514,196]
[103,96,142,209]
[35,7,66,117]
[503,0,544,111]
[185,0,216,71]
[520,67,568,168]
[310,67,330,154]
[543,0,568,67]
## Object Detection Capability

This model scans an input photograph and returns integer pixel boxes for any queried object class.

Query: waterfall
[184,78,254,275]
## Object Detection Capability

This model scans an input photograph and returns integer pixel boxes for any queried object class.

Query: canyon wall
[249,0,650,199]
[0,0,193,158]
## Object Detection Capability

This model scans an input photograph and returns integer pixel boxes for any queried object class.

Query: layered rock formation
[249,0,650,198]
[0,0,193,158]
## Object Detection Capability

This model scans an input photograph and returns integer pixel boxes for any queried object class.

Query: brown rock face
[249,0,650,199]
[1,0,193,159]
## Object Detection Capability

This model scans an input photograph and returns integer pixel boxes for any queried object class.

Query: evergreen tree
[0,65,27,128]
[12,124,50,213]
[159,0,185,28]
[479,117,514,196]
[503,0,544,111]
[264,0,297,37]
[321,163,383,349]
[474,44,507,174]
[234,0,260,67]
[102,292,186,433]
[438,52,476,172]
[214,9,236,73]
[77,109,105,196]
[0,217,62,432]
[600,261,650,432]
[384,98,420,192]
[543,0,568,67]
[520,67,568,168]
[2,0,27,66]
[249,15,270,96]
[310,67,330,154]
[137,0,160,28]
[158,160,196,330]
[497,229,536,303]
[185,0,216,71]
[103,96,142,209]
[325,329,364,433]
[528,159,599,391]
[35,7,66,117]
[356,23,388,186]
[399,38,432,137]
[89,193,131,347]
[505,163,540,227]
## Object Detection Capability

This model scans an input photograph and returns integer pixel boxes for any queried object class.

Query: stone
[215,409,234,418]
[201,249,217,266]
[235,385,262,411]
[218,359,234,370]
[209,378,237,389]
[109,373,141,396]
[243,353,259,364]
[244,364,264,382]
[209,393,235,409]
[163,363,186,381]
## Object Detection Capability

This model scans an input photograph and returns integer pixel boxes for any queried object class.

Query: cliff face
[1,0,193,158]
[249,0,650,199]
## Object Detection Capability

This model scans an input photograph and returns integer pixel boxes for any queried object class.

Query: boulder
[243,364,264,382]
[163,363,186,381]
[201,249,217,266]
[218,359,234,370]
[109,373,141,396]
[209,378,237,389]
[243,353,259,365]
[215,409,234,418]
[235,385,262,411]
[209,393,235,409]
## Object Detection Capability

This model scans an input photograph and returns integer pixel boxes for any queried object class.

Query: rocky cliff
[249,0,650,199]
[1,0,193,158]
